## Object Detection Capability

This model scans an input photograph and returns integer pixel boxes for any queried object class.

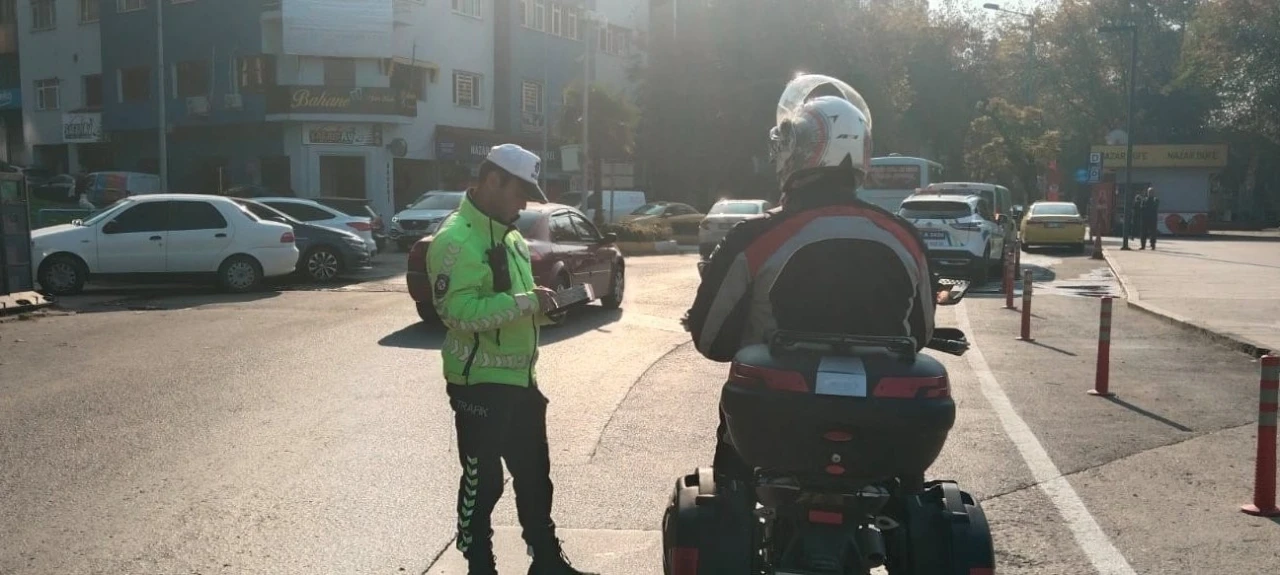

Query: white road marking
[954,302,1137,575]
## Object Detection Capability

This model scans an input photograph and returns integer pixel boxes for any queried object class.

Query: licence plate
[921,230,948,240]
[1045,222,1063,228]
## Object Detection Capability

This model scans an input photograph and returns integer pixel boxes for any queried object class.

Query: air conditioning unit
[224,93,243,110]
[186,95,210,116]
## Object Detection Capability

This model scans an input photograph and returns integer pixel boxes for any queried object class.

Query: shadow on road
[376,306,623,350]
[1104,395,1193,432]
[1029,340,1077,356]
[54,285,282,314]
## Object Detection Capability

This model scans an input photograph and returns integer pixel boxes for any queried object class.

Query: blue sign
[0,88,19,110]
[1074,168,1089,184]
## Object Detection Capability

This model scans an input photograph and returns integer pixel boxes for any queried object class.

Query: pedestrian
[425,143,598,575]
[1141,186,1160,249]
[1130,190,1145,248]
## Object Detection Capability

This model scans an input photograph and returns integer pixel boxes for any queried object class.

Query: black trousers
[449,382,557,558]
[713,407,753,482]
[1140,219,1158,248]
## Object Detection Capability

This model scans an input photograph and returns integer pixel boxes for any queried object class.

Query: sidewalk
[1102,233,1280,356]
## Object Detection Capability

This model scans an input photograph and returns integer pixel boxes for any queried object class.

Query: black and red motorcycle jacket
[684,182,936,363]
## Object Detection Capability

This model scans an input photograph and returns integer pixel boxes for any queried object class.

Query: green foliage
[601,222,673,242]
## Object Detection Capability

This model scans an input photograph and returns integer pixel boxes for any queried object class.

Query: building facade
[16,0,105,172]
[101,0,280,193]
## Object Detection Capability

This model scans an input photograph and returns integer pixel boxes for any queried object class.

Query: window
[117,0,146,12]
[549,213,576,242]
[169,201,228,231]
[34,78,58,111]
[601,25,630,56]
[533,0,544,31]
[120,66,151,102]
[324,58,355,87]
[30,0,55,30]
[550,4,561,36]
[263,201,333,222]
[82,74,103,109]
[567,213,601,242]
[176,60,210,97]
[391,64,429,101]
[453,71,481,108]
[79,0,98,23]
[521,81,542,114]
[567,8,578,40]
[105,202,170,234]
[451,0,479,18]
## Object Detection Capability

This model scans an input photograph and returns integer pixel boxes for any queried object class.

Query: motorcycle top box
[720,330,956,488]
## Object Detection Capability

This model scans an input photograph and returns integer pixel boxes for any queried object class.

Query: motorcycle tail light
[728,363,808,392]
[808,509,844,525]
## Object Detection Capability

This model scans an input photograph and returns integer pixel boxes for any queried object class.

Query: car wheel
[37,254,86,296]
[601,263,625,309]
[303,246,343,283]
[972,247,991,286]
[416,301,439,323]
[218,255,263,293]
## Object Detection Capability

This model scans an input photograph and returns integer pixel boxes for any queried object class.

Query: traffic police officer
[426,144,597,575]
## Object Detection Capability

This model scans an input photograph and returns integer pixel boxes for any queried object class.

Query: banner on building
[62,113,103,144]
[304,124,383,147]
[268,86,417,117]
[281,0,393,59]
[1090,144,1229,169]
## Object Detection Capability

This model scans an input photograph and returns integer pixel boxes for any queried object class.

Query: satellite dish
[1106,129,1128,146]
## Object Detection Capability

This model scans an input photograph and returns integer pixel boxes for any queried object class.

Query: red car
[407,203,626,323]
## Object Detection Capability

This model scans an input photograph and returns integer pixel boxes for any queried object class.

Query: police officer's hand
[533,286,558,313]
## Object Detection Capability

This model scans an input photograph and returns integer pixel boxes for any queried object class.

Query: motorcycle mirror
[935,279,970,306]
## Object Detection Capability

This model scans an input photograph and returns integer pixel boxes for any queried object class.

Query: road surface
[2,249,1276,575]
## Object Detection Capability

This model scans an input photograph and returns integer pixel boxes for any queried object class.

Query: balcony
[265,85,418,122]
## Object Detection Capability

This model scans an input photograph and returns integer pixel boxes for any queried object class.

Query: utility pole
[156,0,169,192]
[1100,24,1138,250]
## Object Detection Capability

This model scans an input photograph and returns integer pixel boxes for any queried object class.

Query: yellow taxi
[1019,201,1087,251]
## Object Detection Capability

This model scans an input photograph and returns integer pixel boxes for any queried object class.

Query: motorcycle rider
[683,74,939,485]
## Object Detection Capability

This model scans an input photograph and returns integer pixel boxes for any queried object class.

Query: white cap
[485,143,547,202]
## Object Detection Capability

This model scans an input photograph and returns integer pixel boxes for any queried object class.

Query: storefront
[268,85,417,222]
[1091,144,1228,236]
[433,125,569,201]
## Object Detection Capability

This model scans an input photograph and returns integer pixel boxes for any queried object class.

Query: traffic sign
[1088,166,1101,183]
[1089,152,1102,165]
[1075,168,1089,183]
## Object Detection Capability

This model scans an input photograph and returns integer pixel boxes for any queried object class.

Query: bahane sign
[303,124,383,146]
[62,113,103,143]
[267,86,417,117]
[1090,144,1228,169]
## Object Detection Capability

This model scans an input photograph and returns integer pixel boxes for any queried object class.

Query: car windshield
[411,193,464,211]
[1031,203,1080,216]
[80,199,134,226]
[631,204,668,216]
[709,202,761,215]
[899,201,973,220]
[240,201,296,223]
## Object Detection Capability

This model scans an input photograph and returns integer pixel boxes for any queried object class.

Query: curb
[1100,246,1272,358]
[616,240,680,256]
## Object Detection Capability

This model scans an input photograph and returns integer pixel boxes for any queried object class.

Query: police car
[898,193,1008,285]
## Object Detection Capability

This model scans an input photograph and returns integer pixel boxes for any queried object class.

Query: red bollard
[1017,270,1034,342]
[1091,234,1104,260]
[1004,247,1015,310]
[1242,354,1280,517]
[1088,297,1115,397]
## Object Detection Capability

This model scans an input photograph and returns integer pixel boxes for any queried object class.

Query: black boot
[465,548,497,575]
[526,539,599,575]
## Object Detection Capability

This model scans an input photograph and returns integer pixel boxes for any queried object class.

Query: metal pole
[541,24,549,190]
[582,16,591,196]
[1120,27,1136,250]
[1025,17,1034,104]
[156,0,169,192]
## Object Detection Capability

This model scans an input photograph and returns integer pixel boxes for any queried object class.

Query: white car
[254,197,378,255]
[31,194,300,295]
[390,190,465,251]
[698,199,774,258]
[898,194,1007,284]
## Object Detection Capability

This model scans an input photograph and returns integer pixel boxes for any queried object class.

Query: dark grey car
[233,199,372,282]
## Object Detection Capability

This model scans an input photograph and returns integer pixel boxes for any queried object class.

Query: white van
[82,171,162,208]
[557,190,647,224]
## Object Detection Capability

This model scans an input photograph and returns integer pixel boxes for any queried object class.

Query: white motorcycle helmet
[769,74,873,194]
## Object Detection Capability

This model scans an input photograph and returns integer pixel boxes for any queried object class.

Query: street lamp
[983,3,1036,105]
[156,1,169,192]
[1099,23,1138,250]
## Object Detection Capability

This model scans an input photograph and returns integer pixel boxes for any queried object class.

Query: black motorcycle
[663,280,995,574]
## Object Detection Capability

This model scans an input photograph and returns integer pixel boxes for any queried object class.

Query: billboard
[282,0,393,59]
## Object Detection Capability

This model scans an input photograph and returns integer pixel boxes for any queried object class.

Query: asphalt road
[2,248,1277,575]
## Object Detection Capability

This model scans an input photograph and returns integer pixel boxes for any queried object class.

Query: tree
[965,98,1062,204]
[558,81,639,197]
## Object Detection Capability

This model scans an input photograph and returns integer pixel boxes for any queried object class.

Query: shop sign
[304,124,383,146]
[63,112,103,143]
[268,86,417,117]
[436,128,561,167]
[0,88,21,110]
[1090,145,1228,169]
